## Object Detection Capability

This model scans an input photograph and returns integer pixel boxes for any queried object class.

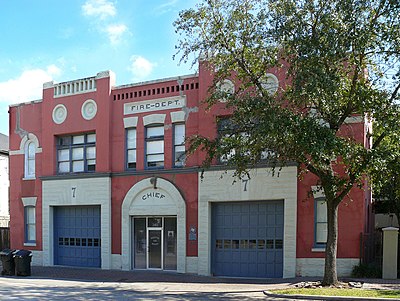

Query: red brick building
[8,62,372,278]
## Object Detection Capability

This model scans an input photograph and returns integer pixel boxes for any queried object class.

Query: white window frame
[24,141,36,179]
[57,133,96,174]
[22,197,37,246]
[314,197,327,247]
[173,123,185,167]
[126,128,137,170]
[145,125,164,169]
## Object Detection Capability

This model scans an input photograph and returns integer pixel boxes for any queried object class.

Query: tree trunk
[322,200,339,286]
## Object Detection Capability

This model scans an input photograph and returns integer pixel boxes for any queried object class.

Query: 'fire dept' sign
[124,96,186,115]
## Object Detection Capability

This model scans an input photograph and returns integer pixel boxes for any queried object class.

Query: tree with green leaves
[371,127,400,228]
[174,0,400,285]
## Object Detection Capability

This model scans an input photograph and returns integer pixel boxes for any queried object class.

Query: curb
[263,290,400,301]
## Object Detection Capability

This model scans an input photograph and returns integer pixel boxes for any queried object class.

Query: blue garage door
[54,206,101,267]
[212,201,284,278]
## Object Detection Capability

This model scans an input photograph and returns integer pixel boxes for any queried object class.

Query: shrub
[351,263,382,278]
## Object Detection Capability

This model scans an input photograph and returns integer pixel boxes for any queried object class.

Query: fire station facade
[8,63,372,278]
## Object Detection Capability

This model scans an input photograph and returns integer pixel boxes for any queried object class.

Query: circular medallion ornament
[261,73,279,95]
[216,79,235,102]
[52,104,67,124]
[81,99,97,120]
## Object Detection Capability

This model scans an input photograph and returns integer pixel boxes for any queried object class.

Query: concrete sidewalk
[28,266,399,291]
[0,265,399,301]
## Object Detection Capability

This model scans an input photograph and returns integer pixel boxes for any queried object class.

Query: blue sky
[0,0,199,136]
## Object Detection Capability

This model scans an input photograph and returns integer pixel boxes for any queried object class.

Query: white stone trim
[123,117,138,128]
[311,247,326,252]
[9,133,43,156]
[52,104,68,124]
[311,186,325,198]
[121,177,186,272]
[344,116,364,124]
[42,177,112,269]
[81,99,97,120]
[170,111,186,123]
[22,197,37,207]
[24,242,37,247]
[198,166,297,278]
[30,250,43,266]
[143,114,166,126]
[296,258,359,277]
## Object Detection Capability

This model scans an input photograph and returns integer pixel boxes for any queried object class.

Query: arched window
[24,141,36,178]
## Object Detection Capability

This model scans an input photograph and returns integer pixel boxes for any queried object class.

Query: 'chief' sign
[124,96,186,115]
[142,191,166,200]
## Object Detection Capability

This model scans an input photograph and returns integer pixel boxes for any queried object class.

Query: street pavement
[0,265,398,300]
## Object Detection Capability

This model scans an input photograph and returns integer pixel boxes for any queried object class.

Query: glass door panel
[148,229,162,269]
[134,218,146,269]
[164,217,177,270]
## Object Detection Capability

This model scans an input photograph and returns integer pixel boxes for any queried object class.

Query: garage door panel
[212,201,284,278]
[54,206,101,268]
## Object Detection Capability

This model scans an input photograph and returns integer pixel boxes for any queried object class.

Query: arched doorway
[121,177,186,272]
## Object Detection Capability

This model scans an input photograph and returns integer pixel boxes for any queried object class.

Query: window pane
[147,140,164,154]
[73,135,85,144]
[87,133,96,143]
[28,143,35,159]
[147,154,164,162]
[128,149,136,162]
[316,200,327,222]
[316,223,327,243]
[58,149,70,161]
[148,161,164,168]
[86,147,96,159]
[59,162,70,173]
[27,207,35,223]
[87,160,96,171]
[175,145,185,153]
[174,124,185,145]
[72,160,84,172]
[127,129,136,149]
[27,225,36,241]
[72,147,84,160]
[175,151,185,166]
[147,126,164,138]
[28,159,35,176]
[59,136,71,146]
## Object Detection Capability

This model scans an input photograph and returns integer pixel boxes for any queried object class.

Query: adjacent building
[8,62,372,278]
[0,133,9,227]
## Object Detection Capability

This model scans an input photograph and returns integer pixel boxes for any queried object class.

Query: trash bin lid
[0,249,15,256]
[14,249,32,257]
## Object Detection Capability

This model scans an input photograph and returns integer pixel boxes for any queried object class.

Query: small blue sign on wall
[189,225,197,241]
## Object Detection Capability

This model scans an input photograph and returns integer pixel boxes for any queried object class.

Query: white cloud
[82,0,116,20]
[129,56,156,81]
[154,0,178,15]
[82,0,129,46]
[0,65,61,104]
[104,24,128,45]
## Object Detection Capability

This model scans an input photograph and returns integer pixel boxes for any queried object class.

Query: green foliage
[272,287,400,298]
[175,0,400,285]
[351,263,382,278]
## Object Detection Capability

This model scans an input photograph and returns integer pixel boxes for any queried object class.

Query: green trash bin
[14,250,32,276]
[0,249,16,276]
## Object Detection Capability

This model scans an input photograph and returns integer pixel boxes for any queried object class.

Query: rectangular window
[146,125,164,168]
[24,141,36,178]
[57,133,96,173]
[126,128,137,169]
[217,117,272,163]
[25,206,36,243]
[173,124,185,167]
[315,197,328,246]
